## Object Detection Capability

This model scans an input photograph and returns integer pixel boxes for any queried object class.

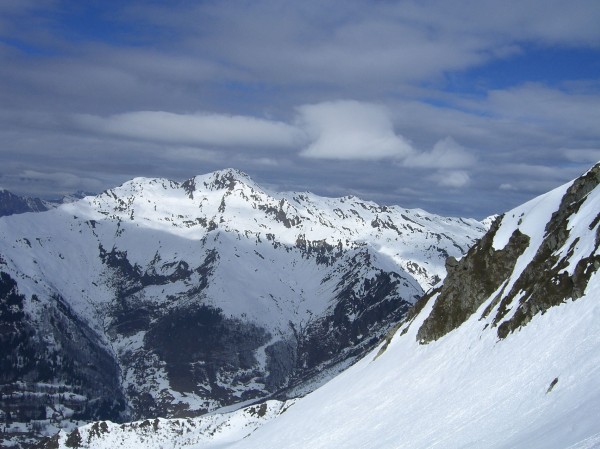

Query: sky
[0,1,599,219]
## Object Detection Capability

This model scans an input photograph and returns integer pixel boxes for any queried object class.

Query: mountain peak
[183,168,260,195]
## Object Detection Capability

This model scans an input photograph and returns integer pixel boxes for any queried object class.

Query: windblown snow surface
[49,169,600,449]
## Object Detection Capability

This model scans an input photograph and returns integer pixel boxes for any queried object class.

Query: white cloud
[74,111,302,148]
[429,170,471,188]
[297,100,414,160]
[404,136,476,169]
[499,183,517,191]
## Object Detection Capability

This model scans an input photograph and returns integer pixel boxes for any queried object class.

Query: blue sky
[1,0,599,218]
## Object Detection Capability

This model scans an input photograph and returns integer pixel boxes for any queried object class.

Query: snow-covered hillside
[46,163,600,449]
[0,169,484,446]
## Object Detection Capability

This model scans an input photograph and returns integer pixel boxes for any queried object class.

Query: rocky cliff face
[416,163,600,344]
[0,169,484,446]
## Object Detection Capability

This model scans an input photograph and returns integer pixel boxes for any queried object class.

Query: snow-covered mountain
[43,163,600,449]
[0,169,484,446]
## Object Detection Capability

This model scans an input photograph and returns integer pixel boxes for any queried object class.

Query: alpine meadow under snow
[4,163,597,448]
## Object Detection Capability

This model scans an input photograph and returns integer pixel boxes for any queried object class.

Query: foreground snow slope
[50,163,600,448]
[232,287,600,449]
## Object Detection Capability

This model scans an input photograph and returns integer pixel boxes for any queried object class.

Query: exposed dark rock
[181,177,196,199]
[33,433,60,449]
[417,163,600,344]
[546,377,559,394]
[257,199,302,229]
[416,219,530,343]
[492,163,600,339]
[294,256,415,385]
[64,428,82,448]
[201,169,250,191]
[144,305,271,413]
[0,272,128,443]
[295,235,344,265]
[264,340,297,391]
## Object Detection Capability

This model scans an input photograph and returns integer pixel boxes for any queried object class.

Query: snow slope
[48,163,600,449]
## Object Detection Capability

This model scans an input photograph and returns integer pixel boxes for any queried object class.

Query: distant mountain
[0,189,49,216]
[0,189,90,217]
[0,169,484,447]
[43,163,600,449]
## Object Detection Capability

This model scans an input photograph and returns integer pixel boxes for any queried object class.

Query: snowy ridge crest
[75,169,484,289]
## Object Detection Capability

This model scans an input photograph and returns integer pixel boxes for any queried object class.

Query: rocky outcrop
[416,220,529,343]
[417,162,600,344]
[490,163,600,338]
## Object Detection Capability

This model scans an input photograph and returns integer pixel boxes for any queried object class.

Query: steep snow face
[49,163,600,449]
[0,168,484,439]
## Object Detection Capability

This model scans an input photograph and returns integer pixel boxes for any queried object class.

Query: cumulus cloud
[74,111,302,148]
[297,100,414,160]
[404,137,476,169]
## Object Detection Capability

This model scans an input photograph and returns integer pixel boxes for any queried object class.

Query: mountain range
[35,162,600,449]
[0,169,486,447]
[0,189,89,218]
